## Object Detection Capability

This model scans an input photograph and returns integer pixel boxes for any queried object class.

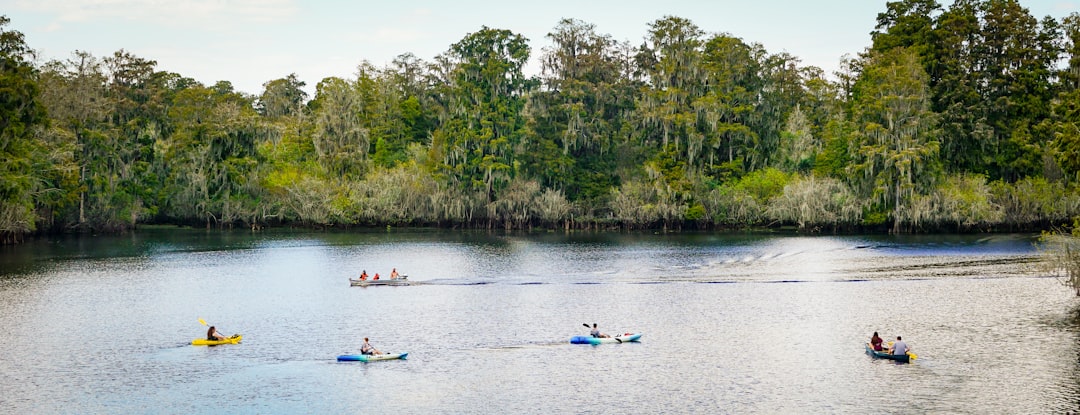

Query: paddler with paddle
[588,323,610,338]
[361,337,383,355]
[207,325,226,341]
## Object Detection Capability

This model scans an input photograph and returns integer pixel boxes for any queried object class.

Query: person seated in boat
[590,323,610,338]
[373,273,380,280]
[889,336,909,356]
[390,268,400,279]
[361,337,382,355]
[207,326,226,341]
[870,332,884,351]
[359,270,368,281]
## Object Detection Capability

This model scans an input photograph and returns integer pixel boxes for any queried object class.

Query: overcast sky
[5,0,1078,96]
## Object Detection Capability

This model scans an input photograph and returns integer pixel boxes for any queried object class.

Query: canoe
[570,333,642,345]
[192,334,242,346]
[865,343,911,363]
[349,275,409,287]
[337,352,408,362]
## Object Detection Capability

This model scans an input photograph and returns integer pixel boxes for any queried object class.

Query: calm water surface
[1,230,1077,414]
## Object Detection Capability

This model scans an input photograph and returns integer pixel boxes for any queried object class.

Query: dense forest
[2,0,1080,243]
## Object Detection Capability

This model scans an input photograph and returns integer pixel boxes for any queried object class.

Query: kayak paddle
[584,323,622,342]
[199,318,234,338]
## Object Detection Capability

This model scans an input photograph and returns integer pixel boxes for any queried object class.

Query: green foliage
[1063,13,1080,91]
[776,106,817,173]
[991,177,1080,226]
[0,16,49,241]
[163,83,266,227]
[1052,88,1080,179]
[704,184,763,226]
[309,76,368,178]
[812,116,854,178]
[257,73,307,118]
[862,208,890,226]
[697,34,760,170]
[904,173,1003,230]
[637,17,706,162]
[871,0,941,59]
[766,174,862,231]
[849,47,940,232]
[684,204,706,222]
[732,167,791,205]
[523,19,632,205]
[432,27,531,199]
[7,8,1080,240]
[928,1,1059,180]
[705,159,745,183]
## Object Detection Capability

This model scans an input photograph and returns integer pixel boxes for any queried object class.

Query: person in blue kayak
[207,326,226,341]
[361,337,382,355]
[590,323,610,338]
[870,332,884,351]
[889,336,909,356]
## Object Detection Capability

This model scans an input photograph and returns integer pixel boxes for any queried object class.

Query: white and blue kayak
[570,333,642,345]
[337,352,408,362]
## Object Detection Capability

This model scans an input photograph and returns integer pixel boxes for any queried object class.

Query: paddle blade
[583,323,591,328]
[908,352,918,360]
[198,318,208,326]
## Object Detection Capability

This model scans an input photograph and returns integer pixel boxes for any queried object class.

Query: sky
[4,0,1078,96]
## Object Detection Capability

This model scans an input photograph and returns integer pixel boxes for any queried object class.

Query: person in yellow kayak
[390,268,401,279]
[207,326,226,341]
[361,337,382,355]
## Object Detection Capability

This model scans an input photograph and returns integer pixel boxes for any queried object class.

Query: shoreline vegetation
[3,1,1080,245]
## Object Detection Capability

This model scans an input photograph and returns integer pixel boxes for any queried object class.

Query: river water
[0,230,1076,414]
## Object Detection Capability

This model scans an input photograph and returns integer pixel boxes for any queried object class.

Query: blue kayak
[337,352,408,362]
[570,333,642,345]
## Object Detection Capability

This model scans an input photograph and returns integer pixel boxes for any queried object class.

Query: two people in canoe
[870,332,912,356]
[361,337,383,355]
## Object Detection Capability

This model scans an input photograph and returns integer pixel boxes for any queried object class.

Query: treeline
[2,1,1080,243]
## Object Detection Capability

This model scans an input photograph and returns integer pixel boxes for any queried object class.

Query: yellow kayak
[192,334,242,346]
